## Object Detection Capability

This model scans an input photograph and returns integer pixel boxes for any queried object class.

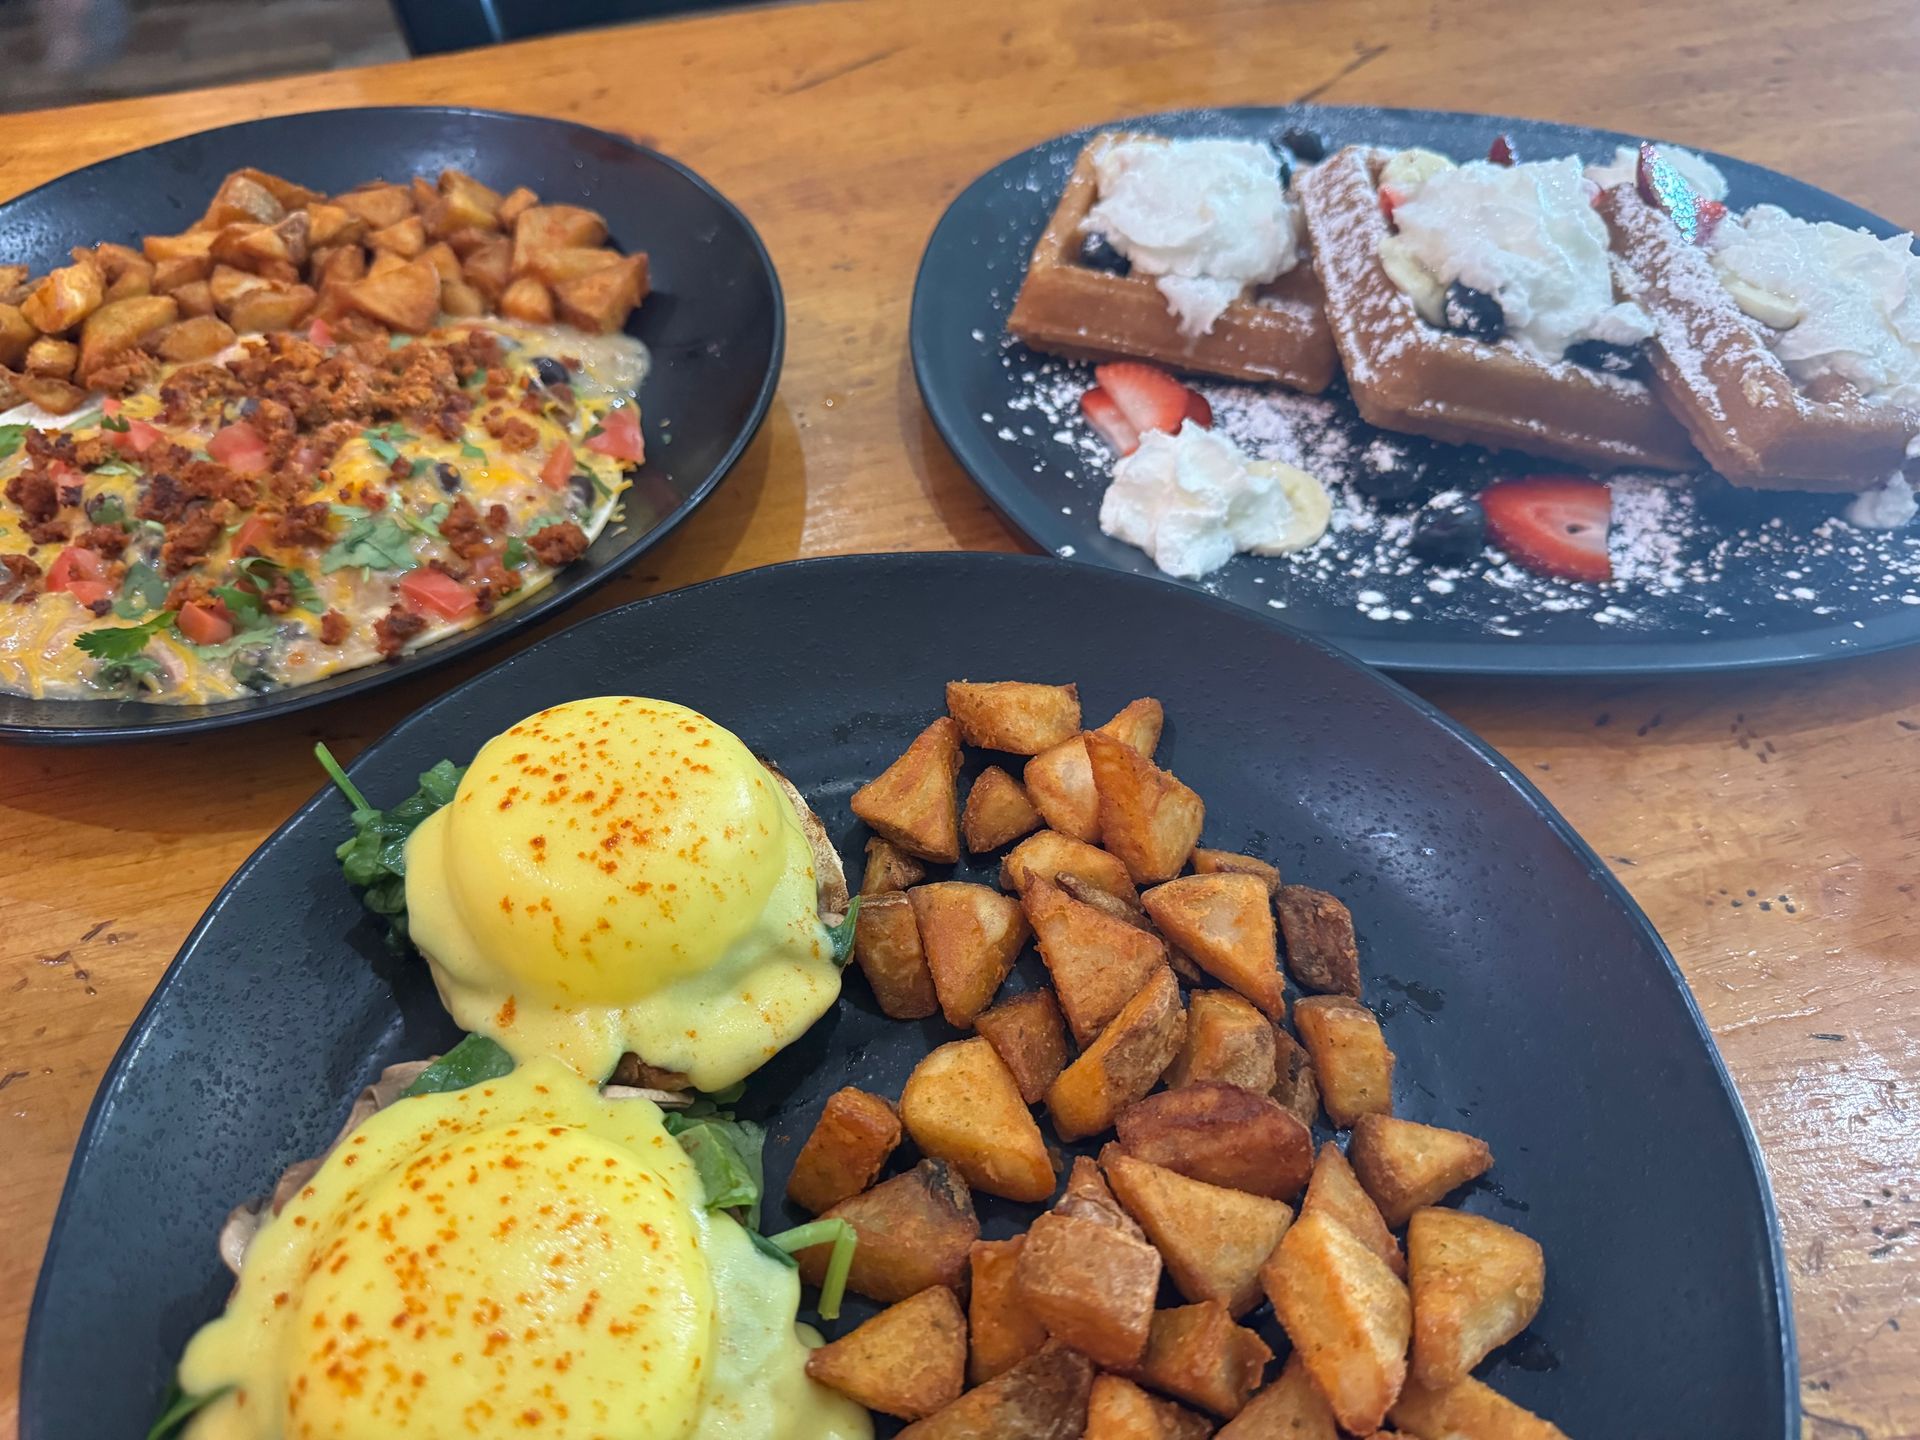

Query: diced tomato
[285,443,322,480]
[231,515,275,556]
[209,422,269,476]
[398,567,478,620]
[102,397,121,416]
[111,418,163,455]
[67,580,113,606]
[308,317,336,349]
[540,443,574,491]
[177,600,235,646]
[585,405,644,464]
[45,546,106,594]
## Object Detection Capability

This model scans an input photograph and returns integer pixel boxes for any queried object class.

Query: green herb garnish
[89,462,138,483]
[318,743,464,943]
[459,440,486,461]
[761,1219,858,1319]
[364,435,400,464]
[400,1033,515,1097]
[100,412,131,433]
[827,896,861,968]
[0,423,26,460]
[112,561,168,619]
[662,1108,768,1227]
[398,500,449,540]
[321,513,419,575]
[235,555,320,611]
[74,609,176,661]
[502,536,529,570]
[146,1381,230,1440]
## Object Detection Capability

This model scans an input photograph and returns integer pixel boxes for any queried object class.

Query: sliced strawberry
[1487,134,1517,166]
[1480,476,1613,583]
[1094,361,1190,438]
[1081,386,1140,457]
[1379,186,1403,222]
[1636,142,1709,243]
[1183,389,1213,428]
[1695,198,1728,244]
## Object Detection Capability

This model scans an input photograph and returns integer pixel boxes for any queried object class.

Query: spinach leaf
[316,743,464,944]
[827,896,860,968]
[399,1034,515,1097]
[0,423,26,461]
[146,1382,230,1440]
[662,1112,768,1227]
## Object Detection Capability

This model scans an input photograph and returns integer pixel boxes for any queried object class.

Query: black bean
[568,473,597,510]
[435,462,462,493]
[1279,126,1326,162]
[532,356,572,388]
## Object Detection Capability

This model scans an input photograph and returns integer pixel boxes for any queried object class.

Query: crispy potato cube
[365,249,408,279]
[151,315,239,364]
[1054,1153,1144,1236]
[217,212,313,271]
[496,185,540,228]
[461,236,513,300]
[418,241,462,287]
[1086,1374,1213,1440]
[11,371,86,413]
[968,1237,1048,1384]
[853,891,939,1020]
[1389,1375,1568,1439]
[226,282,317,335]
[1132,1300,1272,1419]
[344,256,441,333]
[1057,871,1152,929]
[1349,1115,1494,1229]
[24,337,77,379]
[169,280,215,319]
[1087,731,1205,884]
[1047,965,1185,1142]
[1263,1210,1411,1435]
[1018,1209,1161,1368]
[963,766,1043,853]
[1303,1142,1402,1277]
[555,252,648,334]
[1166,990,1278,1093]
[852,716,963,863]
[902,1037,1055,1202]
[77,295,177,380]
[787,1086,902,1215]
[151,254,212,294]
[0,305,35,368]
[908,882,1029,1028]
[201,171,284,229]
[1105,1148,1294,1316]
[806,1285,967,1420]
[1272,1026,1321,1130]
[512,203,611,275]
[1021,697,1164,840]
[528,245,622,286]
[230,167,322,212]
[898,1340,1093,1440]
[797,1159,978,1304]
[1100,695,1167,756]
[440,279,487,318]
[946,680,1081,753]
[497,275,553,323]
[143,229,218,264]
[304,201,366,249]
[1116,1082,1312,1201]
[1144,873,1284,1019]
[312,244,367,289]
[1293,996,1394,1129]
[0,264,27,294]
[21,258,104,334]
[974,989,1069,1105]
[1001,830,1135,903]
[1216,1352,1336,1439]
[335,182,414,231]
[1191,848,1281,895]
[1408,1207,1543,1388]
[862,836,928,896]
[1022,874,1166,1045]
[90,242,154,301]
[1275,885,1362,997]
[369,214,428,259]
[434,168,504,228]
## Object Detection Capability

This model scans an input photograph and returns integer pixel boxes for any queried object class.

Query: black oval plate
[22,554,1795,1437]
[0,105,783,742]
[912,104,1920,675]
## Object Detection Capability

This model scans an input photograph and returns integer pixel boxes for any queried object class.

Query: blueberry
[1279,126,1326,162]
[434,462,461,493]
[1353,439,1443,511]
[1276,155,1294,189]
[1079,231,1129,275]
[1443,282,1506,342]
[531,356,572,388]
[1564,338,1649,378]
[1407,500,1488,565]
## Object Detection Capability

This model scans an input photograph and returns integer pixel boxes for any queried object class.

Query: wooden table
[2,0,1917,1433]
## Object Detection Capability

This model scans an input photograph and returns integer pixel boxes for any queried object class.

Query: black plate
[22,554,1795,1437]
[0,105,782,743]
[912,104,1920,675]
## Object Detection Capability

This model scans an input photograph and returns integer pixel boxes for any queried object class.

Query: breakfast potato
[945,680,1082,754]
[1085,1374,1212,1440]
[852,716,964,864]
[343,254,440,333]
[527,245,623,286]
[1017,1208,1162,1368]
[1000,830,1135,903]
[230,166,324,212]
[1087,730,1205,884]
[967,1238,1048,1384]
[1216,1353,1336,1439]
[143,229,218,264]
[852,891,939,1020]
[1293,996,1395,1128]
[303,201,365,249]
[1389,1375,1569,1440]
[419,241,462,285]
[89,242,154,300]
[1021,874,1166,1045]
[1021,696,1164,840]
[77,296,177,381]
[1104,1148,1293,1316]
[311,244,367,290]
[11,370,86,413]
[1052,1154,1144,1235]
[787,1086,902,1215]
[862,836,929,896]
[440,280,487,318]
[1132,1300,1272,1419]
[901,1038,1055,1202]
[908,881,1029,1027]
[1046,965,1185,1142]
[1408,1208,1544,1388]
[1143,873,1285,1019]
[973,989,1069,1105]
[797,1159,978,1304]
[962,766,1042,853]
[1055,871,1151,928]
[217,213,312,271]
[496,184,540,228]
[1348,1115,1493,1228]
[1302,1142,1403,1278]
[334,181,414,231]
[461,236,513,300]
[23,337,77,379]
[200,171,285,229]
[434,169,505,231]
[1116,1082,1312,1200]
[1165,989,1278,1093]
[555,253,648,334]
[1262,1210,1411,1435]
[897,1340,1093,1440]
[498,275,557,324]
[1275,885,1362,997]
[1190,847,1281,895]
[512,203,611,276]
[0,305,35,368]
[226,282,317,335]
[151,254,212,294]
[805,1286,968,1421]
[0,264,28,295]
[20,257,104,334]
[1272,1026,1321,1130]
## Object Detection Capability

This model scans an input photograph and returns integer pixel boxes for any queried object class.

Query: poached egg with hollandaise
[403,696,848,1091]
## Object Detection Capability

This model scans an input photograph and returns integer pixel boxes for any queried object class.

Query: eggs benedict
[402,696,851,1091]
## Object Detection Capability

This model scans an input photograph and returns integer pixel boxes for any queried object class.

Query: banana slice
[1247,461,1332,554]
[1379,146,1456,194]
[1720,274,1804,331]
[1378,235,1448,326]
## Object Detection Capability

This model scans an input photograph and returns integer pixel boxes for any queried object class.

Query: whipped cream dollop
[1099,420,1329,578]
[1845,474,1917,528]
[1586,144,1729,202]
[1707,205,1920,411]
[1377,154,1655,361]
[1084,139,1303,338]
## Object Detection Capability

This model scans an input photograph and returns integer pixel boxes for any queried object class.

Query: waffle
[1295,146,1700,472]
[1006,133,1338,391]
[1597,184,1920,492]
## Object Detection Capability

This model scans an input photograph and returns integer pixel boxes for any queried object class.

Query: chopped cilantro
[459,440,486,461]
[0,423,26,460]
[74,609,176,661]
[525,515,568,535]
[502,536,529,570]
[364,435,400,464]
[100,412,131,433]
[68,410,103,432]
[398,501,449,540]
[322,513,419,574]
[235,555,319,610]
[112,561,168,618]
[89,463,138,483]
[585,421,604,439]
[409,456,434,479]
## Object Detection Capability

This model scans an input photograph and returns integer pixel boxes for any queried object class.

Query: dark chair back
[390,0,757,55]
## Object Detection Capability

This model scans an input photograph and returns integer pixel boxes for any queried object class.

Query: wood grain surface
[2,1,1917,1435]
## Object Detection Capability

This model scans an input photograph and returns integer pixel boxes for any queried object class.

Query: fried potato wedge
[334,182,414,231]
[461,236,513,300]
[946,679,1082,753]
[862,836,929,896]
[1215,1351,1336,1439]
[77,295,177,381]
[1275,885,1362,997]
[1086,1374,1214,1440]
[1272,1026,1321,1130]
[974,989,1070,1105]
[1001,829,1135,903]
[10,370,86,413]
[1021,697,1165,840]
[1132,1300,1273,1420]
[1017,1209,1162,1368]
[1023,873,1167,1045]
[1191,847,1282,896]
[1408,1207,1544,1388]
[963,765,1044,852]
[1165,990,1278,1094]
[1087,730,1205,884]
[0,305,35,368]
[555,252,647,334]
[1116,1082,1312,1201]
[1349,1116,1494,1228]
[1105,1148,1294,1316]
[798,1159,979,1304]
[1047,965,1186,1142]
[201,171,285,229]
[1302,1141,1403,1278]
[1293,996,1394,1129]
[225,281,316,335]
[150,315,236,365]
[852,716,964,863]
[902,1037,1056,1202]
[1143,873,1285,1019]
[1263,1210,1412,1435]
[806,1285,968,1420]
[898,1340,1094,1440]
[23,337,76,379]
[498,275,555,324]
[853,890,939,1020]
[342,254,440,333]
[1055,1153,1145,1238]
[20,258,104,333]
[787,1086,903,1215]
[968,1237,1049,1384]
[1389,1375,1569,1440]
[909,881,1030,1028]
[512,203,610,275]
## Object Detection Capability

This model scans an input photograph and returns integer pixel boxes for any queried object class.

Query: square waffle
[1597,184,1920,492]
[1006,133,1338,391]
[1295,145,1700,472]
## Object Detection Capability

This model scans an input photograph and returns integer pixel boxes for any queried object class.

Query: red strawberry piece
[1480,476,1613,583]
[1695,198,1729,244]
[1487,134,1517,166]
[1183,389,1213,428]
[1379,186,1402,222]
[1635,142,1706,243]
[1093,361,1192,438]
[1081,386,1141,457]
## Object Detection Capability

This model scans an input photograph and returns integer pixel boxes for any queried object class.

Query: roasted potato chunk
[226,282,316,335]
[897,1341,1093,1440]
[1263,1210,1411,1435]
[498,275,556,324]
[862,836,929,896]
[1408,1207,1544,1388]
[1000,829,1135,903]
[143,229,218,264]
[77,296,177,381]
[1046,965,1185,1142]
[1293,996,1394,1128]
[908,881,1029,1028]
[1087,730,1205,884]
[11,370,86,413]
[1302,1141,1402,1278]
[1055,1154,1145,1237]
[1165,989,1278,1093]
[1085,1374,1213,1440]
[797,1159,978,1304]
[901,1037,1055,1202]
[512,203,611,275]
[963,766,1043,852]
[526,245,623,286]
[432,168,505,233]
[1348,1115,1494,1229]
[1216,1352,1336,1440]
[1191,847,1281,895]
[853,890,939,1020]
[1105,1148,1294,1316]
[946,679,1082,753]
[1275,885,1362,997]
[1272,1025,1321,1130]
[1143,873,1285,1019]
[1022,873,1167,1045]
[806,1286,968,1420]
[555,252,648,334]
[496,184,540,228]
[1021,696,1163,840]
[90,242,154,301]
[1017,1208,1162,1368]
[787,1086,902,1215]
[23,337,77,380]
[151,254,212,294]
[973,989,1070,1105]
[1116,1081,1312,1200]
[1389,1375,1569,1440]
[368,214,428,259]
[852,716,964,864]
[20,258,104,333]
[461,236,513,300]
[0,305,35,368]
[968,1237,1048,1384]
[1132,1300,1272,1420]
[440,279,487,318]
[201,171,285,229]
[342,254,440,333]
[334,182,414,231]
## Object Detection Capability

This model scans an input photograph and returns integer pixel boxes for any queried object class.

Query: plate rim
[0,103,786,745]
[21,550,1799,1438]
